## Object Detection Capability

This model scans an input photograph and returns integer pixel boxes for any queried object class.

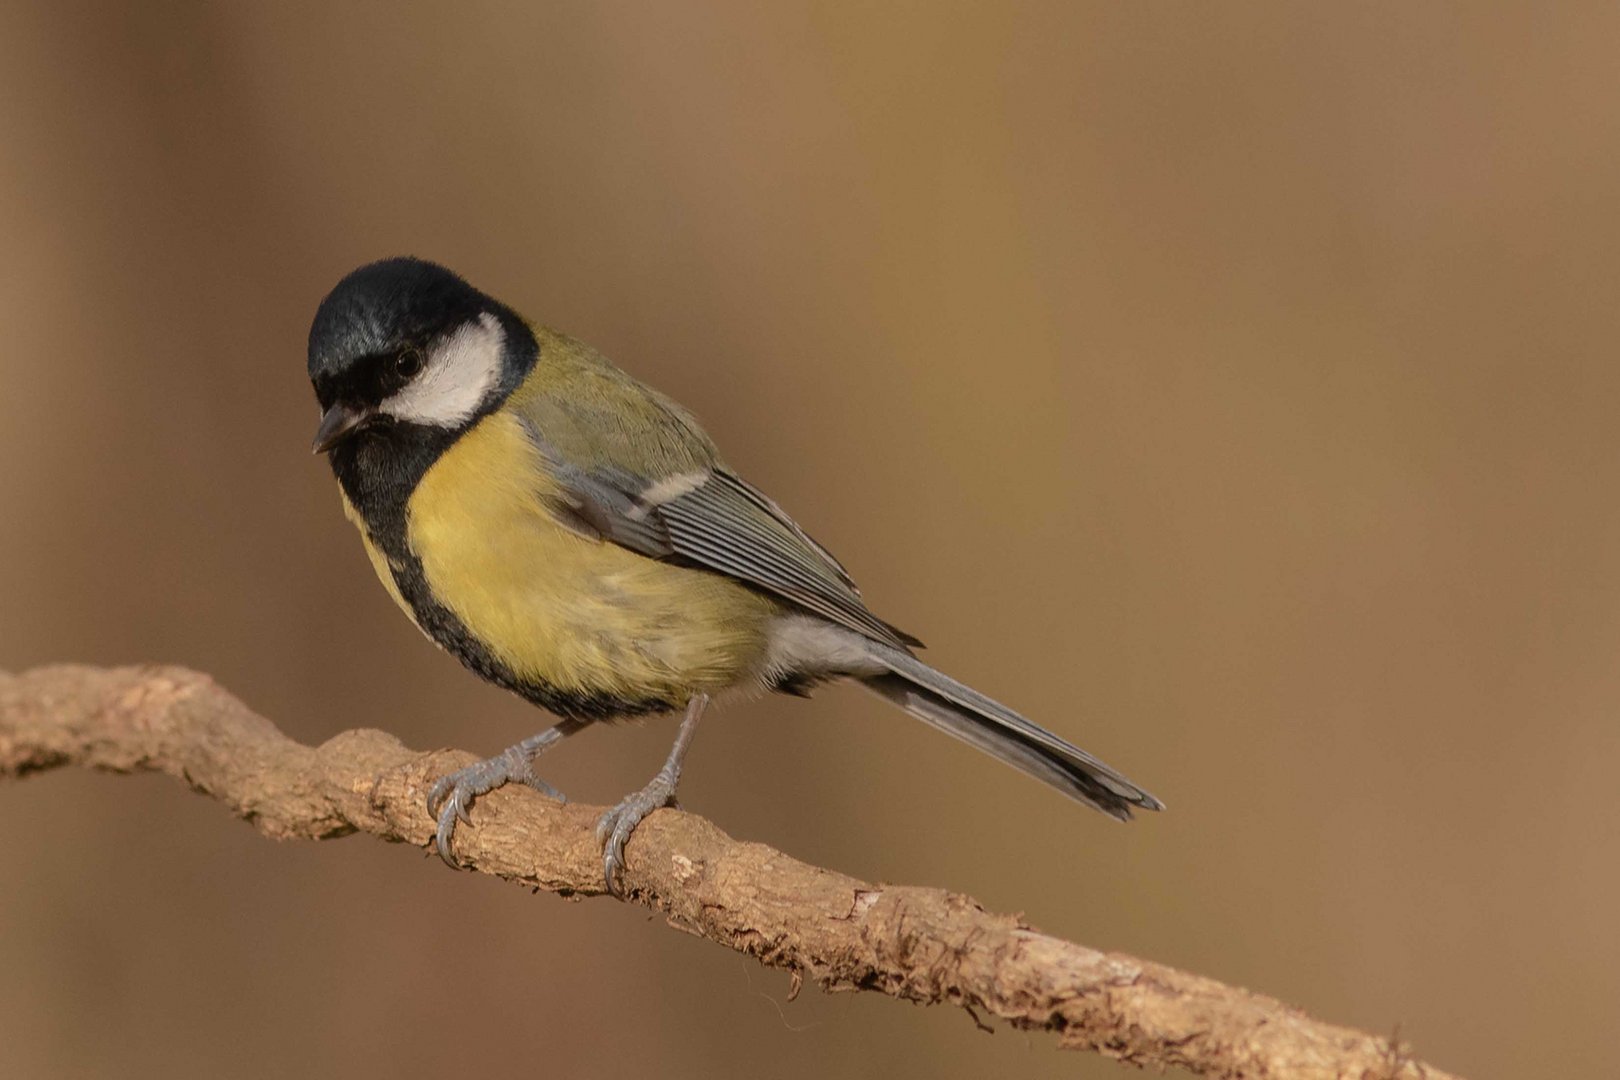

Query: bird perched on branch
[307,257,1161,892]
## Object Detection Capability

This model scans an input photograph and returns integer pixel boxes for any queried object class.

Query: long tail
[858,644,1162,819]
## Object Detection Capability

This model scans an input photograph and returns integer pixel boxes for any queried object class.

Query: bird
[307,257,1161,892]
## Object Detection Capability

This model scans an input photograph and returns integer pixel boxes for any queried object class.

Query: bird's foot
[594,771,679,896]
[594,693,708,896]
[426,730,568,867]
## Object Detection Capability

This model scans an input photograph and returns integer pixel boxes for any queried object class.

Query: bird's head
[307,257,533,454]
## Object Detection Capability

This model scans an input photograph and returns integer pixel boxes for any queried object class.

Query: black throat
[328,419,457,567]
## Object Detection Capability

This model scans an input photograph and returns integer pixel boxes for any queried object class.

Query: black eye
[394,351,423,379]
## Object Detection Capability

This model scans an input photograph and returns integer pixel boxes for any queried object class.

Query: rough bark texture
[0,664,1459,1079]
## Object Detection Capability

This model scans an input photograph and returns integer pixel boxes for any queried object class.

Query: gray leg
[426,719,586,867]
[596,694,709,896]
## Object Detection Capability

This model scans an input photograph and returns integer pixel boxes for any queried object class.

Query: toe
[594,806,618,847]
[434,803,461,867]
[602,846,624,896]
[599,800,652,895]
[522,776,567,802]
[603,814,640,896]
[426,775,454,819]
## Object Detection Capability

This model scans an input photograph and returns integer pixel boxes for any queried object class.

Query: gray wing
[532,439,921,650]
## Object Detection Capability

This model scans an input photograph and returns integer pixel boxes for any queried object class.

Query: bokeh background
[1,4,1615,1077]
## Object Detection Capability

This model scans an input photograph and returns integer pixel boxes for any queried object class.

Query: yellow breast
[399,412,778,702]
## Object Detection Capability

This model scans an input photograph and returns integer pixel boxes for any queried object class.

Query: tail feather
[859,646,1162,819]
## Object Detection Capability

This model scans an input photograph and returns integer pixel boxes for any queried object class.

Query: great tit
[308,257,1161,891]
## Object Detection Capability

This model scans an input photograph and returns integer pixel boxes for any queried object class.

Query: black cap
[307,257,488,382]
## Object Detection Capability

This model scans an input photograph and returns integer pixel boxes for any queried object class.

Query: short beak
[311,403,373,454]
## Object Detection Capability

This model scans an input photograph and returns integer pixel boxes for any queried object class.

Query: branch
[0,664,1458,1079]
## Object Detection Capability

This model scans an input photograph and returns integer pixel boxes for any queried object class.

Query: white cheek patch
[380,311,505,428]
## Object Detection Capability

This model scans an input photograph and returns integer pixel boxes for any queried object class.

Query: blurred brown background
[1,4,1614,1078]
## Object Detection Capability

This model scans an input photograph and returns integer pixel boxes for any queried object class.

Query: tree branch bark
[0,664,1457,1079]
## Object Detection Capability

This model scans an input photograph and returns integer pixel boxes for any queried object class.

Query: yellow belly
[398,412,778,702]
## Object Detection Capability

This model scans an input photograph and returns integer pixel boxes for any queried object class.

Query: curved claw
[432,777,482,866]
[595,782,676,896]
[603,848,626,895]
[425,774,455,821]
[598,811,632,897]
[434,799,462,865]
